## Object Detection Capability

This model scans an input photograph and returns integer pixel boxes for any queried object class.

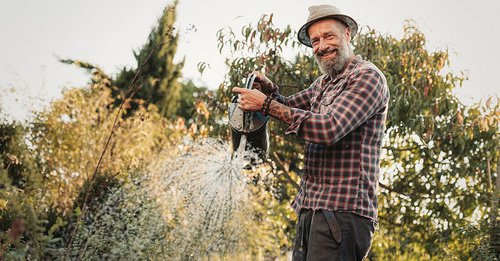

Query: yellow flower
[0,199,8,210]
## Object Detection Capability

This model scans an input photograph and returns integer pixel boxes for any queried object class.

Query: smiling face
[308,19,352,77]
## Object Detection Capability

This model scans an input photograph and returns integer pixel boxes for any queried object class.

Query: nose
[318,38,327,49]
[314,38,329,53]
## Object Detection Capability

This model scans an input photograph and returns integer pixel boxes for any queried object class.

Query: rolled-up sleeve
[285,69,389,145]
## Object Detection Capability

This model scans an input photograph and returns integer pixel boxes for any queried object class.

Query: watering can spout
[228,74,270,160]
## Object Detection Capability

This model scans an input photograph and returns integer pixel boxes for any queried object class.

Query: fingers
[232,87,247,94]
[237,102,244,110]
[232,87,247,109]
[232,87,266,112]
[235,91,246,110]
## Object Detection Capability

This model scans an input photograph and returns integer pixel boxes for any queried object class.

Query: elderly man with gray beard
[233,4,389,261]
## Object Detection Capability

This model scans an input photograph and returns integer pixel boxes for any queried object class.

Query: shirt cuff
[285,108,312,135]
[273,93,287,105]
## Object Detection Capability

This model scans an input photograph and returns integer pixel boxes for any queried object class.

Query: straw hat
[298,5,358,47]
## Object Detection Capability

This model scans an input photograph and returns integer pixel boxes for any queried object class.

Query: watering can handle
[245,73,257,90]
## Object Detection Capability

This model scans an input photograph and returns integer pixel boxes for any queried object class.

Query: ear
[344,26,352,42]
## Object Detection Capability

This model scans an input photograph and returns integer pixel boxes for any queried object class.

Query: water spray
[228,74,270,161]
[70,75,274,259]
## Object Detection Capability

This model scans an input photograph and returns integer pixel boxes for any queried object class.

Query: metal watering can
[228,74,270,159]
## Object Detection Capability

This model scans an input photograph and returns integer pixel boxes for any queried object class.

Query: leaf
[197,62,211,75]
[456,111,464,125]
[486,96,493,108]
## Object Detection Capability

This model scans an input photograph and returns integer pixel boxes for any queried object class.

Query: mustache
[316,47,339,57]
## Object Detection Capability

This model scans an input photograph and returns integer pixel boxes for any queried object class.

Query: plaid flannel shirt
[275,55,389,220]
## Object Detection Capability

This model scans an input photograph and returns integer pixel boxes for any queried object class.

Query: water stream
[72,137,261,260]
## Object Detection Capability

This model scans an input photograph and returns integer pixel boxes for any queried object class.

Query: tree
[177,79,209,121]
[215,15,500,259]
[113,1,184,119]
[355,23,499,259]
[30,59,175,213]
[0,116,51,259]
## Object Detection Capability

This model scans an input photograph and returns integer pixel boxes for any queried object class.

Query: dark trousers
[292,209,375,261]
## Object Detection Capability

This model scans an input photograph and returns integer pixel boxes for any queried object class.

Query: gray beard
[315,43,349,78]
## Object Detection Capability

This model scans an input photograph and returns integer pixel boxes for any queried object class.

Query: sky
[0,0,499,121]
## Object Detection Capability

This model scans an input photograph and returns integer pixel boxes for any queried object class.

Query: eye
[311,38,319,46]
[325,33,335,40]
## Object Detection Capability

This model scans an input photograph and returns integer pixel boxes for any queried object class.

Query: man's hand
[232,87,267,112]
[251,71,278,96]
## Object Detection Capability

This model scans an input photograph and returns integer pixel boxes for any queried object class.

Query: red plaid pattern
[276,56,389,220]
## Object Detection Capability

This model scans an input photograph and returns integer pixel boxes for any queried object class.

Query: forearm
[268,100,292,125]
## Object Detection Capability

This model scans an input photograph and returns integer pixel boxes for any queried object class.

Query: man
[233,4,389,261]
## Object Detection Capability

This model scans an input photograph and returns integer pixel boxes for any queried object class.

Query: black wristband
[261,95,273,116]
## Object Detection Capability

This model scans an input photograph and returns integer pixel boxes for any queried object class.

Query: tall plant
[114,1,184,118]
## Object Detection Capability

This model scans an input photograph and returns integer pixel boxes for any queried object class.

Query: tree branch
[65,23,174,261]
[272,152,300,190]
[383,145,420,151]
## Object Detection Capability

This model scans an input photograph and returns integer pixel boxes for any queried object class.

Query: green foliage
[69,175,168,260]
[177,79,209,121]
[114,1,184,119]
[355,23,499,259]
[0,56,198,258]
[0,119,43,197]
[0,190,50,260]
[0,115,54,259]
[31,60,177,213]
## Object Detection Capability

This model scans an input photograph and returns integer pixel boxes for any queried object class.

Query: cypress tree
[114,0,184,118]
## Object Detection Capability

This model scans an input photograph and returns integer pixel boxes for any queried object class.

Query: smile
[319,49,337,59]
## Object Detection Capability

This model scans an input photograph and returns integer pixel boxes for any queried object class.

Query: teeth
[322,50,335,57]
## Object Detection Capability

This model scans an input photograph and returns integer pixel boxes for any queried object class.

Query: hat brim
[297,15,358,48]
